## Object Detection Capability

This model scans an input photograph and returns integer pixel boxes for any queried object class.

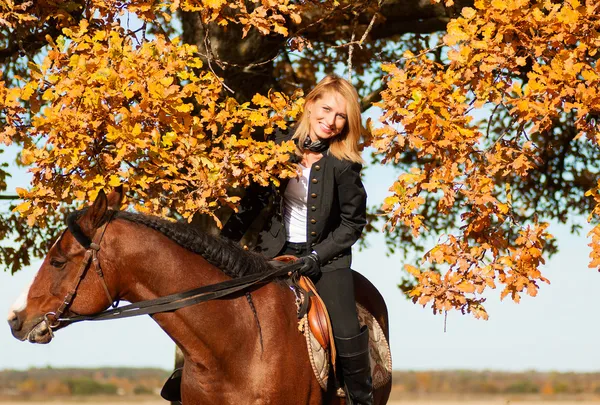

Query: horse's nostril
[7,312,22,331]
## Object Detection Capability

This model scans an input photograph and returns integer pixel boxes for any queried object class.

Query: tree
[1,0,599,318]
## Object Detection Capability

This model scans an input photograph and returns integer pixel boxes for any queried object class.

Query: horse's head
[7,187,124,344]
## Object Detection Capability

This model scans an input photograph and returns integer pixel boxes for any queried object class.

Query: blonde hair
[293,75,363,164]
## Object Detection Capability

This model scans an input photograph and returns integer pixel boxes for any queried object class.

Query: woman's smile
[309,92,348,141]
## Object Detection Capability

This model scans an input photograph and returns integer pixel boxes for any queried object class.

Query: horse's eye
[49,258,66,268]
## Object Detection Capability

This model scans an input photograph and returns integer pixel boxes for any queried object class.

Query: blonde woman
[222,75,371,404]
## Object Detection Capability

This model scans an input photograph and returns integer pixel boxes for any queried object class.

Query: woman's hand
[298,252,321,278]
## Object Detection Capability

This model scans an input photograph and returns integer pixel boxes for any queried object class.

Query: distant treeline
[392,370,600,396]
[0,367,169,398]
[2,368,600,398]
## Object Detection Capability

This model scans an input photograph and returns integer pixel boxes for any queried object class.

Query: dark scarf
[302,136,329,153]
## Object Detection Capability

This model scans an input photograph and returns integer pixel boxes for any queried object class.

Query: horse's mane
[69,210,275,278]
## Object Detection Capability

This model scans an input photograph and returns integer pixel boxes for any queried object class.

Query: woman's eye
[50,259,66,268]
[323,106,330,111]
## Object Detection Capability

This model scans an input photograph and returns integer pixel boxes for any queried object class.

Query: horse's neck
[108,221,251,365]
[105,221,309,397]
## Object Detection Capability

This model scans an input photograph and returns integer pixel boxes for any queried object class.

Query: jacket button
[310,231,317,236]
[310,218,317,224]
[315,165,321,171]
[311,205,317,211]
[311,193,317,198]
[311,178,318,184]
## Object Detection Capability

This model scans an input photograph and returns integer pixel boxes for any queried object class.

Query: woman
[221,75,371,405]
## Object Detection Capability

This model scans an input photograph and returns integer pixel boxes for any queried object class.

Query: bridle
[43,211,118,331]
[35,211,301,328]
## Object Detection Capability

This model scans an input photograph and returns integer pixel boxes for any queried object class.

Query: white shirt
[283,165,311,242]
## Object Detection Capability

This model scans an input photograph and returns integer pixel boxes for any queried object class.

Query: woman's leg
[316,268,373,405]
[315,268,360,337]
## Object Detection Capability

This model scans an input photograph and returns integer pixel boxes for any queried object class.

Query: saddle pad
[301,302,392,391]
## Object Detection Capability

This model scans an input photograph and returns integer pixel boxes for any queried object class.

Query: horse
[7,188,391,404]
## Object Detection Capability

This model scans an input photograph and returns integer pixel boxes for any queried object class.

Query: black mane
[68,210,275,278]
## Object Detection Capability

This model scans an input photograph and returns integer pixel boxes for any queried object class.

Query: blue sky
[1,143,599,372]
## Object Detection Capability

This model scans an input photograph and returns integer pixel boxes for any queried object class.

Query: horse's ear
[79,189,109,233]
[106,185,125,210]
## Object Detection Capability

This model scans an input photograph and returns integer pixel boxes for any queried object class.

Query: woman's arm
[221,127,294,241]
[220,182,271,242]
[312,162,367,263]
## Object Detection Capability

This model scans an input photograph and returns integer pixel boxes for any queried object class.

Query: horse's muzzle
[8,313,54,344]
[7,311,22,333]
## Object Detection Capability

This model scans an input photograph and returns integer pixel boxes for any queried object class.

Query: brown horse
[7,188,391,404]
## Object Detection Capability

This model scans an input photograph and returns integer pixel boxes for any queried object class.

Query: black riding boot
[160,367,182,403]
[335,326,374,405]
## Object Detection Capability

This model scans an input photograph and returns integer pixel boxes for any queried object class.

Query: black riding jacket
[221,129,367,271]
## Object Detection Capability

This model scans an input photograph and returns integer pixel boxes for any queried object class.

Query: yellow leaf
[200,157,214,169]
[108,175,121,187]
[457,281,475,293]
[404,264,421,277]
[203,0,226,8]
[42,89,54,101]
[14,201,31,213]
[462,7,477,19]
[21,84,35,101]
[383,196,399,208]
[581,69,597,82]
[162,131,177,147]
[497,202,509,214]
[273,24,288,36]
[15,187,29,197]
[491,0,506,10]
[248,110,268,126]
[132,123,142,136]
[160,76,174,86]
[20,149,35,165]
[252,94,270,107]
[176,103,193,113]
[93,30,107,42]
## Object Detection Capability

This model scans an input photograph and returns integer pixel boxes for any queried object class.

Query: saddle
[272,255,335,355]
[273,255,392,393]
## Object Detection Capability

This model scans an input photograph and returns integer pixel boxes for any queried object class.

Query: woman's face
[308,92,348,141]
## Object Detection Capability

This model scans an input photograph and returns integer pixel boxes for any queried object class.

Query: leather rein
[46,212,299,328]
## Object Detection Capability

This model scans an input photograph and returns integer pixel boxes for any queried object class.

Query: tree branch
[0,26,60,62]
[361,84,385,112]
[301,0,474,43]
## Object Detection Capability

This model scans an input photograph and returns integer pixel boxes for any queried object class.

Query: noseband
[44,211,117,331]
